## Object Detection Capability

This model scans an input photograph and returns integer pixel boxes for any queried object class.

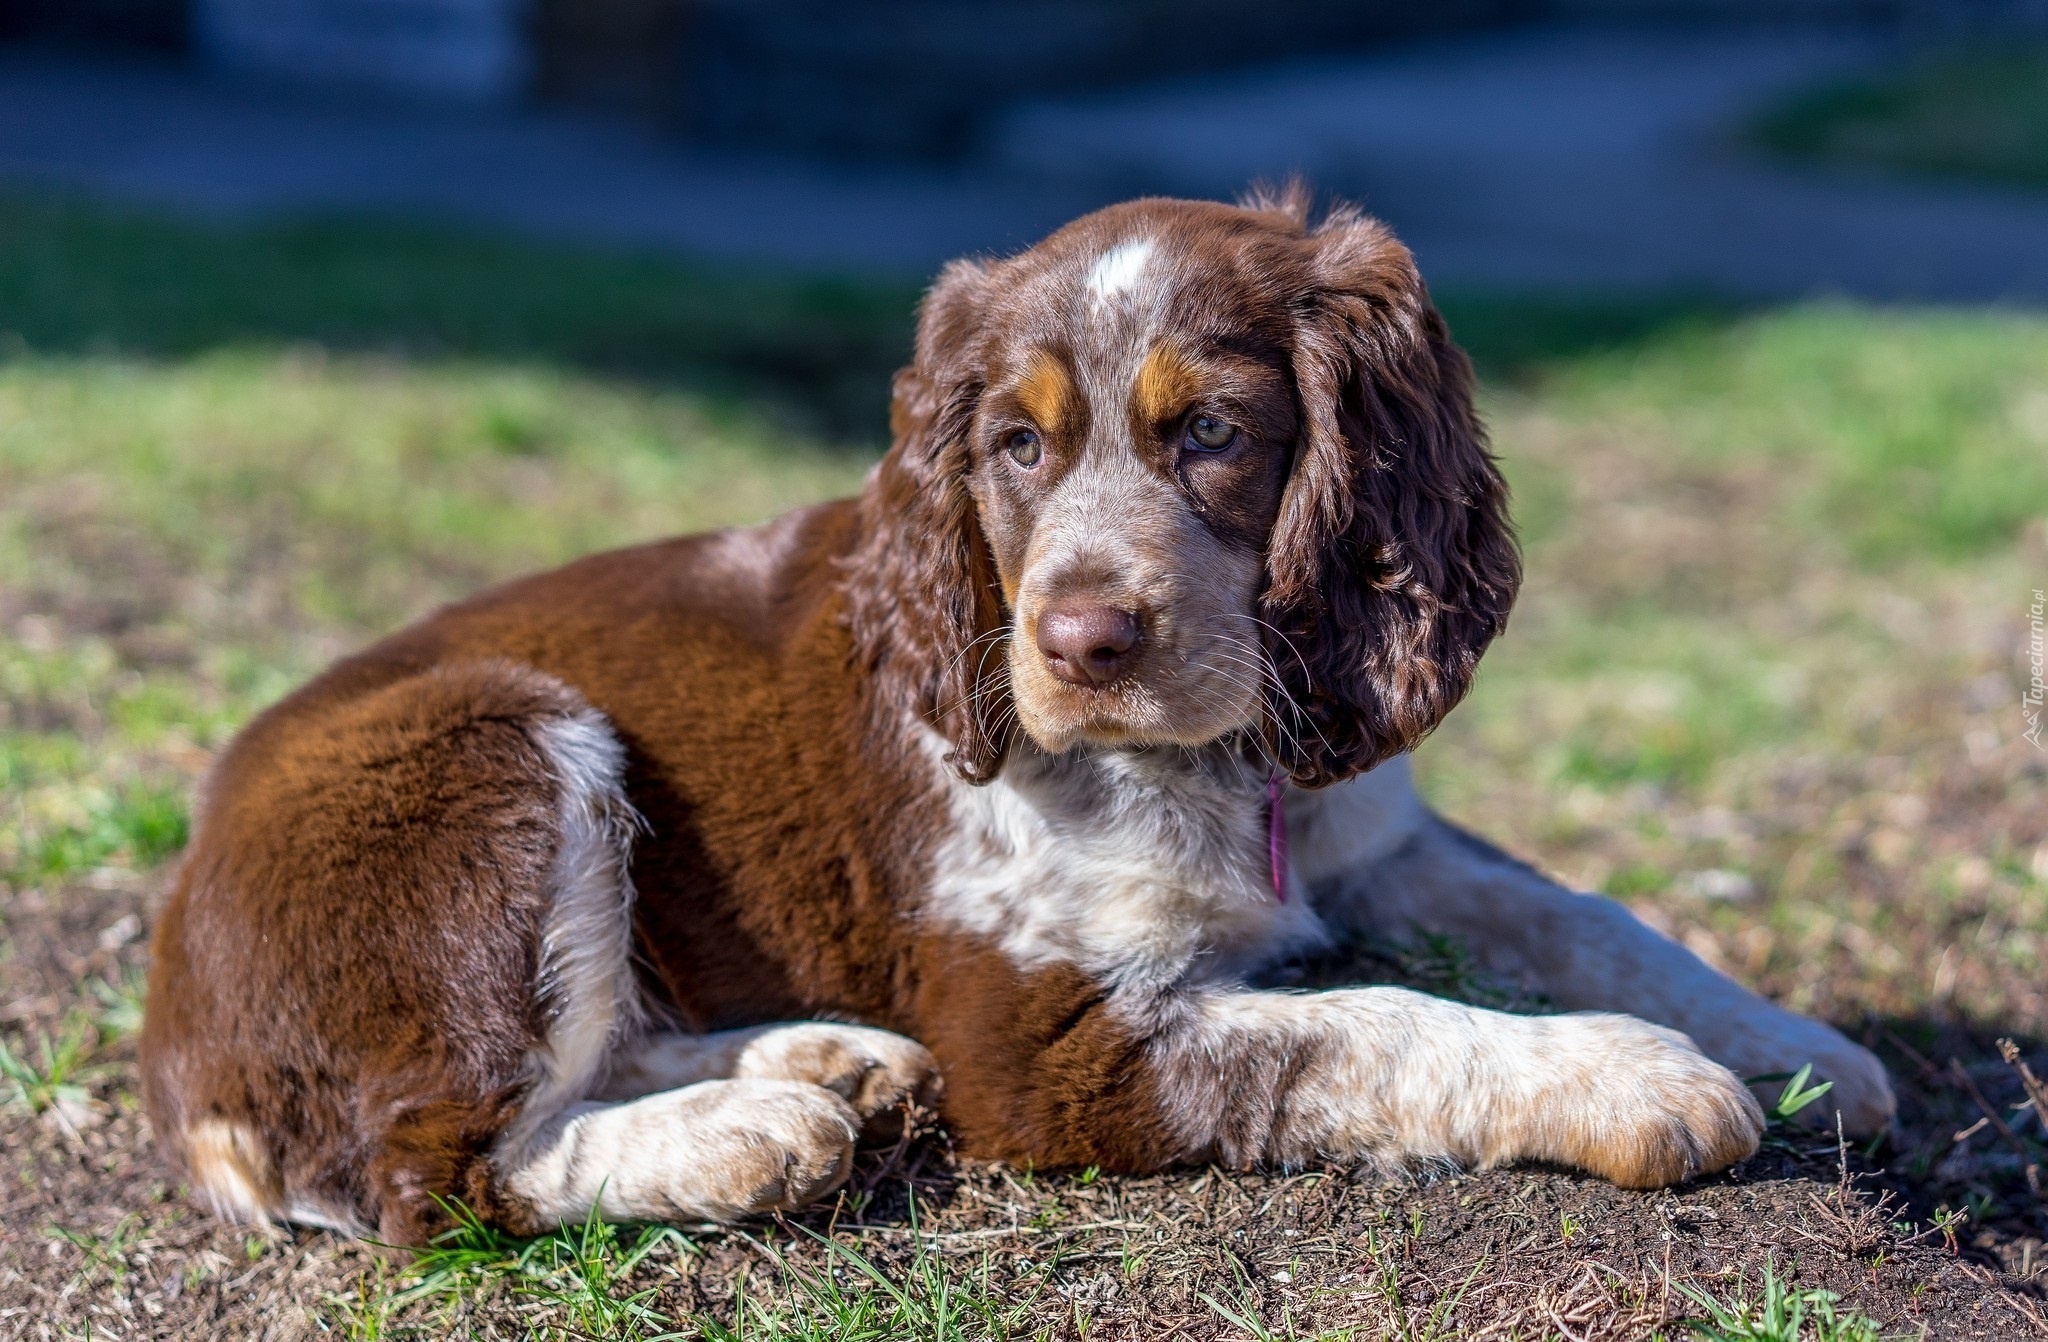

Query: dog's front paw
[733,1023,941,1136]
[658,1078,860,1220]
[1533,1015,1765,1189]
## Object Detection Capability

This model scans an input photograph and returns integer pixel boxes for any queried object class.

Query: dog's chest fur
[919,734,1340,988]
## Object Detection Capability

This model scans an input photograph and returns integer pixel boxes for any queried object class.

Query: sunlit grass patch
[6,778,187,887]
[0,348,874,892]
[0,351,873,633]
[0,1010,109,1134]
[322,1200,692,1339]
[0,194,898,900]
[709,1219,1037,1342]
[1524,305,2048,565]
[340,1194,1035,1341]
[1429,303,2048,816]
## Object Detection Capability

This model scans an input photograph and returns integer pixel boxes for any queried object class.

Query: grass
[711,1216,1034,1341]
[348,1193,1039,1340]
[1195,1239,1485,1342]
[86,964,148,1040]
[1673,1260,1891,1342]
[1417,303,2048,1035]
[47,1212,149,1293]
[0,192,923,437]
[1759,1065,1836,1128]
[1,189,2045,1336]
[0,354,873,891]
[1752,40,2048,190]
[0,1012,101,1118]
[389,1198,685,1336]
[0,197,883,893]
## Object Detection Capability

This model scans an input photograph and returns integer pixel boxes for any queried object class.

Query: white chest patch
[920,733,1330,989]
[1086,238,1156,305]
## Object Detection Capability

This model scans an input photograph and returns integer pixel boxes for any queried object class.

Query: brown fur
[144,660,587,1239]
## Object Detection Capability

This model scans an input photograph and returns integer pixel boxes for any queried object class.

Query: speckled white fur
[922,730,1327,991]
[1087,238,1156,304]
[919,737,1892,1178]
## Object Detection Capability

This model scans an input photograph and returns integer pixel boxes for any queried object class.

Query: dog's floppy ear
[1262,206,1520,788]
[846,259,1012,784]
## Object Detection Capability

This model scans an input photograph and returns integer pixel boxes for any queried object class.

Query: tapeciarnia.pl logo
[2027,588,2045,751]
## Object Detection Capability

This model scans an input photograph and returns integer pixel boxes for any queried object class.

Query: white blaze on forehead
[1086,238,1155,303]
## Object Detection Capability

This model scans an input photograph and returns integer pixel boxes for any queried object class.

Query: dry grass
[3,195,2047,1338]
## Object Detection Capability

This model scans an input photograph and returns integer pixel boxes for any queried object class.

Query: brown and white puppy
[140,190,1893,1245]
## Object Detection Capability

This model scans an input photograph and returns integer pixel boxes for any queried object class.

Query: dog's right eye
[1006,430,1043,467]
[1187,414,1238,452]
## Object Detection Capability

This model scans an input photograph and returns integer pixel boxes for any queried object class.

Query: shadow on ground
[0,191,1753,443]
[0,193,922,441]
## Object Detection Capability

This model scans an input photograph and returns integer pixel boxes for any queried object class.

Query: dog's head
[848,190,1519,787]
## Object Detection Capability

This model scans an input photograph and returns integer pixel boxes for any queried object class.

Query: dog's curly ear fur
[845,259,1012,784]
[1262,204,1520,788]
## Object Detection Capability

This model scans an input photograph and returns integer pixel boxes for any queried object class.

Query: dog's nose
[1037,604,1141,686]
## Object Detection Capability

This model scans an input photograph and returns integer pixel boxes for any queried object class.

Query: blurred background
[3,1,2048,1334]
[5,0,2048,287]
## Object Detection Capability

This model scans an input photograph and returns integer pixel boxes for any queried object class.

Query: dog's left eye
[1186,415,1238,452]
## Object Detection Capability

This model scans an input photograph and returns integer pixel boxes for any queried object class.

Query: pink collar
[1266,772,1289,902]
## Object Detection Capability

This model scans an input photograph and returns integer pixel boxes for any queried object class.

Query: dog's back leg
[141,659,860,1241]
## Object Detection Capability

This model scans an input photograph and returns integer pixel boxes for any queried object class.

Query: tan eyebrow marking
[1015,349,1077,436]
[1131,341,1202,429]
